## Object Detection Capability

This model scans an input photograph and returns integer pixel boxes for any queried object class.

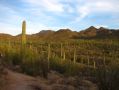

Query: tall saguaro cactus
[21,20,26,59]
[22,20,26,46]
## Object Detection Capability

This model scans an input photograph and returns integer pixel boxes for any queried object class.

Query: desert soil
[1,69,98,90]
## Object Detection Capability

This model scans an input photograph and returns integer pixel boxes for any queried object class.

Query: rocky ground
[0,69,98,90]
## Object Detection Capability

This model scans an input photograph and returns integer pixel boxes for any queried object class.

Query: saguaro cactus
[21,20,26,59]
[48,44,51,61]
[60,43,63,59]
[47,43,51,70]
[63,51,66,60]
[7,40,11,52]
[73,45,76,64]
[21,20,26,47]
[93,61,96,69]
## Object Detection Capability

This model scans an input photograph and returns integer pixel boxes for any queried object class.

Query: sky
[0,0,119,35]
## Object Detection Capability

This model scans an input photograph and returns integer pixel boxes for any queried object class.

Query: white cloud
[73,0,119,23]
[22,0,64,12]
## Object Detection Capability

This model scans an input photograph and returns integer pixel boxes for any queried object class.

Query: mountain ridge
[0,26,119,41]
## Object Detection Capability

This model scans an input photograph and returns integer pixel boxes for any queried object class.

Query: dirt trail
[2,69,98,90]
[4,70,50,90]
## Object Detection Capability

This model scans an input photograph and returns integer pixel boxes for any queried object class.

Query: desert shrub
[64,62,82,76]
[21,48,40,75]
[39,56,48,78]
[12,52,21,66]
[95,62,119,90]
[2,46,21,67]
[50,56,66,74]
[20,48,48,78]
[50,56,86,76]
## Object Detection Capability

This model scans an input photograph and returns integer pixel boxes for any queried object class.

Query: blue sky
[0,0,119,35]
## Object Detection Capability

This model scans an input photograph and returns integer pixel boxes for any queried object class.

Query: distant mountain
[79,26,97,38]
[30,29,78,41]
[78,26,119,39]
[0,33,12,37]
[0,33,13,41]
[0,26,119,41]
[98,27,112,34]
[35,30,55,36]
[51,29,78,40]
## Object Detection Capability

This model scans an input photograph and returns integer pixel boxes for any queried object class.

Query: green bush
[21,48,40,75]
[95,62,119,90]
[50,56,66,74]
[50,56,86,76]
